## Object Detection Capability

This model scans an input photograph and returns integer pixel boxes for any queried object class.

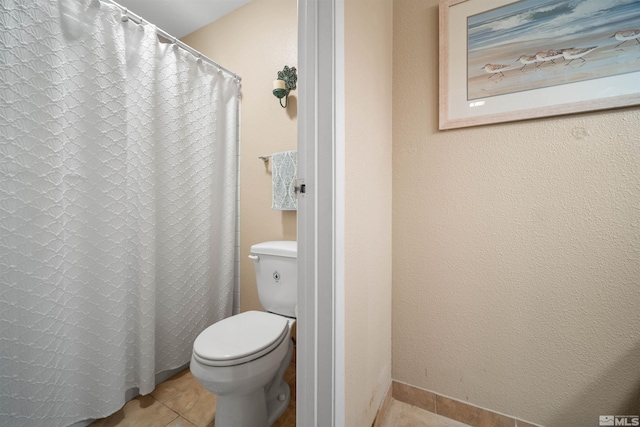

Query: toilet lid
[193,311,289,367]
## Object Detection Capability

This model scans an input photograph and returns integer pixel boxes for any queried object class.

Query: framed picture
[439,0,640,130]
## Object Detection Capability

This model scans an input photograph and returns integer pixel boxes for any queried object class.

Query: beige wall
[345,0,394,425]
[392,1,640,426]
[182,1,640,425]
[182,0,297,314]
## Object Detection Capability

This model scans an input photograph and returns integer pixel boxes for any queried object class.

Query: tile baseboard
[374,380,544,427]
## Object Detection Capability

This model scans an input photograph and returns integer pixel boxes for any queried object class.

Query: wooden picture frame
[439,0,640,130]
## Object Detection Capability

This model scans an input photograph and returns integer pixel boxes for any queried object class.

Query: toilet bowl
[190,241,297,427]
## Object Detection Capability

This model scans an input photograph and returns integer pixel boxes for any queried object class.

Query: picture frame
[439,0,640,130]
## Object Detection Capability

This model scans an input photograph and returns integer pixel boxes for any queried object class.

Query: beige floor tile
[90,395,179,427]
[380,399,407,427]
[164,416,198,427]
[151,369,194,403]
[381,400,472,427]
[400,403,471,427]
[92,361,296,427]
[436,395,516,427]
[163,375,217,427]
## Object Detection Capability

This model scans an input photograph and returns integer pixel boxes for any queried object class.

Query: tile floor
[380,399,472,427]
[89,363,469,427]
[89,362,296,427]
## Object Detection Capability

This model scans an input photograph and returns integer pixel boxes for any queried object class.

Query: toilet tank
[249,241,297,318]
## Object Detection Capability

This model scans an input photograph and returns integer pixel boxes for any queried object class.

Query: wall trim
[297,0,345,425]
[374,380,544,427]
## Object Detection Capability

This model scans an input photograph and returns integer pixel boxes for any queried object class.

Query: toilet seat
[193,311,289,367]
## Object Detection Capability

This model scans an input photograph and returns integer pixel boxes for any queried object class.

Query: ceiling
[114,0,253,38]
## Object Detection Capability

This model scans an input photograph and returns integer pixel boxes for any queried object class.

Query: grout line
[162,412,181,427]
[434,393,437,415]
[155,397,180,427]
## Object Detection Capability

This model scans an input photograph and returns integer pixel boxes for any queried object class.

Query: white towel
[271,150,298,210]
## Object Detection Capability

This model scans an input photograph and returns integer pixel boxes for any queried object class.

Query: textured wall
[392,1,640,426]
[182,0,297,314]
[344,0,394,425]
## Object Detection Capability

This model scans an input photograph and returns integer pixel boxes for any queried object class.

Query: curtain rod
[101,0,242,82]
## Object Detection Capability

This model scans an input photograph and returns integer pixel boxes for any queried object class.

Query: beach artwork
[468,0,640,100]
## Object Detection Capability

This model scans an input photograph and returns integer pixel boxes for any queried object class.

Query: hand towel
[271,150,298,210]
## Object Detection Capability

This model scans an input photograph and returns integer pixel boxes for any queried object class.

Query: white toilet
[190,241,297,427]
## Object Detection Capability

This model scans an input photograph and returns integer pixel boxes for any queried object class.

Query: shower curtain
[0,0,240,425]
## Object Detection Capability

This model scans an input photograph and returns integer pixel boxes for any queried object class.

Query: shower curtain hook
[121,8,129,22]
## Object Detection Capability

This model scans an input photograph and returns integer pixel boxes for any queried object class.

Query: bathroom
[1,0,639,426]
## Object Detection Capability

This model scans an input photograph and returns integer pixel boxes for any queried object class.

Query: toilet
[190,241,297,427]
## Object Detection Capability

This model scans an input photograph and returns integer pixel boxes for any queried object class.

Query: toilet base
[265,374,291,425]
[213,338,294,427]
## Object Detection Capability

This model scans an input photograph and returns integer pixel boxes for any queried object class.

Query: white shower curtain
[0,0,240,425]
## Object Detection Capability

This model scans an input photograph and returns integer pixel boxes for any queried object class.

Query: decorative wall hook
[272,66,297,108]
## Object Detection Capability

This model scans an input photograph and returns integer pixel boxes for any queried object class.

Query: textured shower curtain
[0,0,240,425]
